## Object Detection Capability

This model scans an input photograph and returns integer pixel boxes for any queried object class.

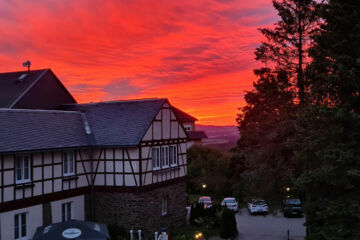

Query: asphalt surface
[235,208,306,240]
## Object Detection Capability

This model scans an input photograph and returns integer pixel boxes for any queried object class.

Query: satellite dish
[22,60,31,71]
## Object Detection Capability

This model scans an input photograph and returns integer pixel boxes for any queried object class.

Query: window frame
[15,155,31,184]
[169,145,178,167]
[63,151,75,176]
[161,146,169,168]
[152,147,161,170]
[62,202,72,222]
[14,212,27,240]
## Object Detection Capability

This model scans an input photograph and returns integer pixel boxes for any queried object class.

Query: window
[161,196,168,216]
[63,151,75,176]
[62,202,72,222]
[170,145,178,166]
[152,147,160,170]
[14,213,27,239]
[15,155,30,184]
[161,146,169,168]
[183,124,192,132]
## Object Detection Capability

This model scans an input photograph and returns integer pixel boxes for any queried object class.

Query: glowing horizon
[0,0,276,126]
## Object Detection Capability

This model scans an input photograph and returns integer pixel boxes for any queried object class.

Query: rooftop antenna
[22,60,31,71]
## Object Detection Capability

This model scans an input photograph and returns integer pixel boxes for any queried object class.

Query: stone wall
[89,180,187,239]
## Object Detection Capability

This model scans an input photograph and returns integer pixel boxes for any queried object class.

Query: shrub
[219,209,237,239]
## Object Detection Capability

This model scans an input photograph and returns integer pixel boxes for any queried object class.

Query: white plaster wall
[0,204,42,240]
[162,109,170,139]
[51,195,85,224]
[153,121,161,140]
[142,125,152,141]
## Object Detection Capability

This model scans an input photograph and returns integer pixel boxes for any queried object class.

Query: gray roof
[0,109,90,153]
[62,98,167,147]
[0,69,48,108]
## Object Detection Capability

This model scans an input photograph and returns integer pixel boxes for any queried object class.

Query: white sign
[62,228,82,239]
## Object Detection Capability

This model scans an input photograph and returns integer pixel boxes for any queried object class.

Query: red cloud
[0,0,274,125]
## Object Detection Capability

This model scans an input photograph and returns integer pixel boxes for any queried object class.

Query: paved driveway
[235,208,306,240]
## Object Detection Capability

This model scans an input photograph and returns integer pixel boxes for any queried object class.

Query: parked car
[283,198,303,217]
[198,196,212,209]
[221,197,239,212]
[248,199,268,215]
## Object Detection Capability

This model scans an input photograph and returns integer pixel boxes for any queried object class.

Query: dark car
[283,198,303,217]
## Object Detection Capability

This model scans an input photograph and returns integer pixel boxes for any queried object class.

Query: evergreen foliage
[219,209,237,239]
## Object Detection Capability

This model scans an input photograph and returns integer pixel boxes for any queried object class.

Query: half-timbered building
[0,69,198,239]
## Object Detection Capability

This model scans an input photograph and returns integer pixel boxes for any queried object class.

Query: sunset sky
[0,0,276,125]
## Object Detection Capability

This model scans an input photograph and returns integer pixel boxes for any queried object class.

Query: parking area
[235,208,306,240]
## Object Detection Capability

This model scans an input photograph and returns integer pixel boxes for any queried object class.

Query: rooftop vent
[17,73,27,82]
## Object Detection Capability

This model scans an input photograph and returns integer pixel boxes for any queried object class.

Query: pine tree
[293,1,360,239]
[256,0,318,104]
[236,0,318,196]
[307,0,360,110]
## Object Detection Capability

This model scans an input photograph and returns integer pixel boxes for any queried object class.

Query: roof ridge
[0,68,50,75]
[63,98,167,106]
[0,108,82,115]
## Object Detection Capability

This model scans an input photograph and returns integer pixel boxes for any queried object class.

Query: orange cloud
[0,0,275,125]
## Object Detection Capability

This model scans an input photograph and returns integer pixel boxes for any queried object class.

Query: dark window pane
[16,158,22,181]
[67,203,72,220]
[14,215,19,239]
[24,157,29,180]
[21,213,26,237]
[62,204,65,222]
[64,154,68,174]
[69,153,74,173]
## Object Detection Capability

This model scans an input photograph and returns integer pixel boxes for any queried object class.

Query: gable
[0,69,47,108]
[12,70,77,110]
[142,102,188,141]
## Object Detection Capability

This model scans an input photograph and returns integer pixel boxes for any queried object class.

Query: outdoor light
[286,187,290,192]
[202,184,207,189]
[194,232,203,239]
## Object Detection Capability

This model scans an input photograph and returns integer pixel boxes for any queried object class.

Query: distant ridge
[196,124,240,151]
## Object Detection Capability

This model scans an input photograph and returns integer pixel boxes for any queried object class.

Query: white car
[198,196,212,209]
[248,199,268,215]
[221,197,239,212]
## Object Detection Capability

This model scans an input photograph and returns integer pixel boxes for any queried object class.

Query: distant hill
[196,125,240,152]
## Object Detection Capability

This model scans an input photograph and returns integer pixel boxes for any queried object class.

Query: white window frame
[170,145,178,166]
[63,151,75,176]
[161,196,168,216]
[152,147,160,170]
[161,146,169,168]
[62,202,72,222]
[15,155,31,184]
[14,212,27,240]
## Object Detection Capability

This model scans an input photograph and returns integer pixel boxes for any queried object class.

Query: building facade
[0,69,201,239]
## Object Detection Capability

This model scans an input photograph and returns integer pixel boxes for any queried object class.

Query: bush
[219,209,237,239]
[107,224,127,240]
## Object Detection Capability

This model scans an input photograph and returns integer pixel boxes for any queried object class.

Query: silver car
[248,199,268,215]
[221,197,239,212]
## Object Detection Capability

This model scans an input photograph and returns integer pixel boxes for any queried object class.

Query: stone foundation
[88,180,187,239]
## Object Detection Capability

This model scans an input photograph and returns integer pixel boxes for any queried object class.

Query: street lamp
[285,187,290,192]
[202,184,207,189]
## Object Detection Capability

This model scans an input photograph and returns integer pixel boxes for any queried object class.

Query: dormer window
[15,155,31,184]
[63,151,75,176]
[183,124,192,132]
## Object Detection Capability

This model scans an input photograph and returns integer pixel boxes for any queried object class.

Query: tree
[219,209,237,239]
[293,106,360,240]
[256,0,318,104]
[235,0,319,198]
[236,68,296,197]
[306,0,360,110]
[293,1,360,239]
